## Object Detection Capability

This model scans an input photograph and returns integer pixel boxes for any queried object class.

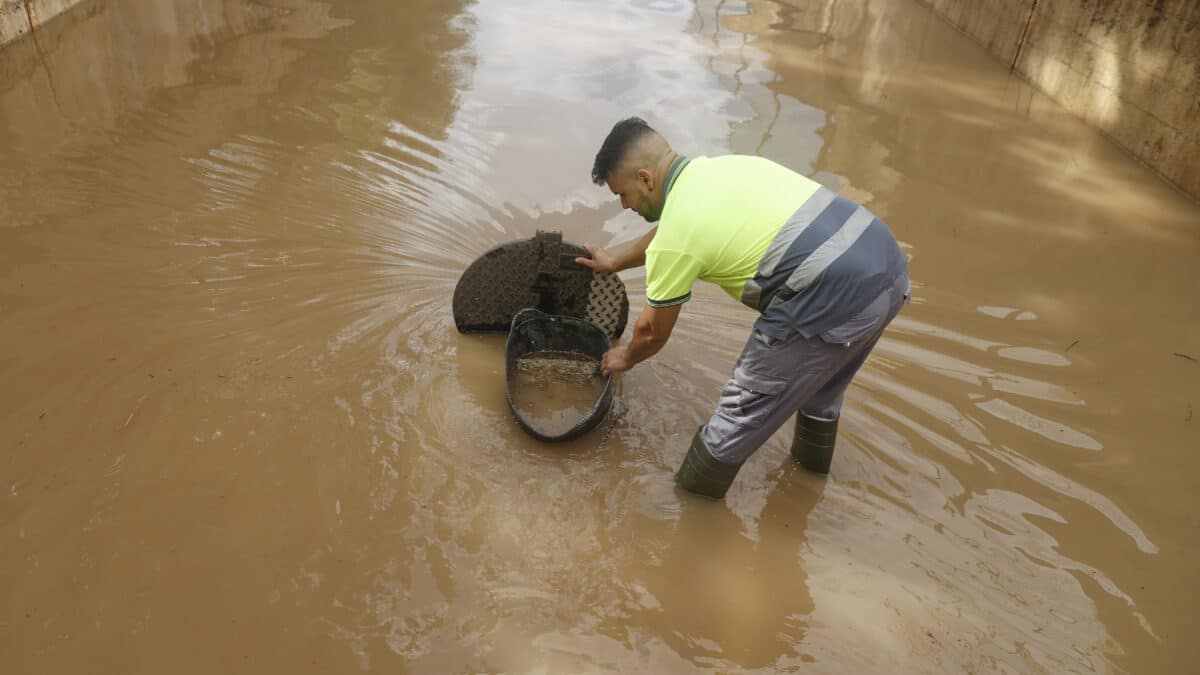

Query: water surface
[1,0,1198,672]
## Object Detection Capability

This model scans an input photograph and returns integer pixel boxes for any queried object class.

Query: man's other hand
[600,346,633,376]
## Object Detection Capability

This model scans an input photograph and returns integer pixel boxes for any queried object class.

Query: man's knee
[702,379,784,464]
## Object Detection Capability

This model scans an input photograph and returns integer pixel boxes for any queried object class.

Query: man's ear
[637,168,655,191]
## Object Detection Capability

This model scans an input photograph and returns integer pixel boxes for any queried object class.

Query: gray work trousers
[702,273,910,465]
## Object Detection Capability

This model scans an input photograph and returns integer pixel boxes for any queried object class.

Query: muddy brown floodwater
[1,0,1197,672]
[510,353,607,439]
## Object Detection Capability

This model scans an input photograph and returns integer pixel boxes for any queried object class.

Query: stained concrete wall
[1,0,87,45]
[917,0,1200,201]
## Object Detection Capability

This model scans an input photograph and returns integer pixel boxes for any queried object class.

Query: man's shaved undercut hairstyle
[591,117,657,185]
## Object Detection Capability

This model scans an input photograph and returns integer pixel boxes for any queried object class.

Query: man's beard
[642,201,662,223]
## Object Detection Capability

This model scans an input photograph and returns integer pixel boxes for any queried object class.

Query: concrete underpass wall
[917,0,1200,201]
[1,0,86,45]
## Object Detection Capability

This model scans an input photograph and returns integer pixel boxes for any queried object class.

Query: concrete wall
[917,0,1200,201]
[1,0,87,45]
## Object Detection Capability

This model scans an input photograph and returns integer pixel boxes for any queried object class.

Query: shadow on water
[624,471,822,671]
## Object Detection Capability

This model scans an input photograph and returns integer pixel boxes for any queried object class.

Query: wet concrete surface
[1,0,1198,672]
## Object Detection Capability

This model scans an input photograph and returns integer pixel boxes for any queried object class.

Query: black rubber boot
[675,426,742,500]
[791,414,838,474]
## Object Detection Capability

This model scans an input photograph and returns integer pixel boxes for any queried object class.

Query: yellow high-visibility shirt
[645,155,822,308]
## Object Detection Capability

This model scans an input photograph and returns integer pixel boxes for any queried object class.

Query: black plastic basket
[505,308,614,442]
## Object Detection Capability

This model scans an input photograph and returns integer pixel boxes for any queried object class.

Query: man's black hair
[591,117,656,185]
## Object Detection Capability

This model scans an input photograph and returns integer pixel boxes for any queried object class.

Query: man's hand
[600,346,634,376]
[574,244,617,274]
[574,230,656,274]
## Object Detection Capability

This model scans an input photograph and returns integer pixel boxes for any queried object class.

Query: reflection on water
[1,0,1198,672]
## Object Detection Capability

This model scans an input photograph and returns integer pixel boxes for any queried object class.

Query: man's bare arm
[600,303,681,375]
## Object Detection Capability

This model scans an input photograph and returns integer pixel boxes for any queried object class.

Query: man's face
[605,167,661,223]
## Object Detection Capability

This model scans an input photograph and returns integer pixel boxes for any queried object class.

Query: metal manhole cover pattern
[452,241,541,332]
[585,272,629,340]
[453,232,629,341]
